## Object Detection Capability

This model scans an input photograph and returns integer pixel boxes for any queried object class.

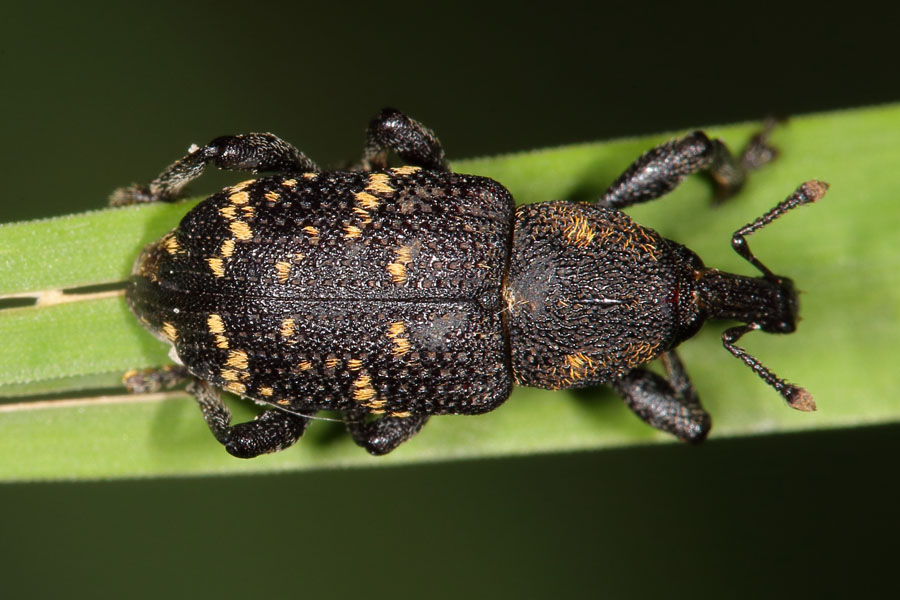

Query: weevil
[114,108,825,458]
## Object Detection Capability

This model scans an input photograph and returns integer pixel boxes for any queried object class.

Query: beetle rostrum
[114,109,825,458]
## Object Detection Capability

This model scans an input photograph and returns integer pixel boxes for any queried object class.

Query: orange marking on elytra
[275,261,292,283]
[386,321,410,356]
[220,239,236,257]
[280,318,295,338]
[355,191,380,210]
[225,350,249,370]
[207,314,225,334]
[387,245,413,284]
[229,220,253,240]
[229,191,250,205]
[225,382,246,395]
[207,257,225,278]
[366,173,395,195]
[161,322,178,342]
[390,166,421,175]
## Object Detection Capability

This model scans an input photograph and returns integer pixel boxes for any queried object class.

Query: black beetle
[114,108,825,458]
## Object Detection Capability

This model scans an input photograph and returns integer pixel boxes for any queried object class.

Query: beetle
[114,108,826,458]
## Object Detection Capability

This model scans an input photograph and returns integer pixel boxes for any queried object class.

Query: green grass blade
[0,104,898,481]
[0,201,198,295]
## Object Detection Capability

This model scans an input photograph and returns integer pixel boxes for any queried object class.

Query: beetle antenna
[731,180,828,278]
[721,323,815,411]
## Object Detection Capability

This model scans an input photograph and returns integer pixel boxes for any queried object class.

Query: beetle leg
[344,410,430,455]
[110,133,320,206]
[611,350,711,443]
[360,107,448,172]
[122,365,191,393]
[599,121,777,208]
[187,379,314,458]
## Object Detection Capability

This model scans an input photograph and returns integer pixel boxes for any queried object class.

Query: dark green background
[2,3,897,598]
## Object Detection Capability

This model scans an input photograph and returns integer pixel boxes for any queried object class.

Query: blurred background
[2,2,897,597]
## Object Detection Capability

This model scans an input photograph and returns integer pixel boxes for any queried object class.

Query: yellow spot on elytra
[325,357,340,369]
[352,374,376,402]
[161,322,178,341]
[230,220,253,240]
[282,178,298,187]
[264,190,280,202]
[344,225,362,239]
[163,233,182,255]
[386,321,410,357]
[277,398,290,405]
[303,226,319,239]
[241,205,255,219]
[366,173,395,195]
[226,350,249,370]
[207,314,225,334]
[353,206,371,222]
[219,205,237,220]
[355,191,380,210]
[225,382,246,395]
[215,335,229,349]
[391,337,410,356]
[390,411,412,418]
[302,172,318,180]
[280,318,295,338]
[275,261,292,284]
[391,165,421,175]
[260,387,274,397]
[221,369,239,381]
[370,408,386,414]
[387,321,405,338]
[230,179,256,192]
[347,359,363,371]
[564,213,596,247]
[395,245,412,263]
[207,257,225,278]
[386,262,406,283]
[220,239,236,258]
[229,191,250,205]
[387,245,412,284]
[299,361,312,371]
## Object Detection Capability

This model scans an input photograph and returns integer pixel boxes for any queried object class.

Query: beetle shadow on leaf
[567,385,626,422]
[305,414,350,447]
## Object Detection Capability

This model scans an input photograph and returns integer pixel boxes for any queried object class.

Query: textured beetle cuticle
[116,109,820,457]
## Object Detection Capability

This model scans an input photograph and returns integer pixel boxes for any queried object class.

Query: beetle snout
[757,276,799,334]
